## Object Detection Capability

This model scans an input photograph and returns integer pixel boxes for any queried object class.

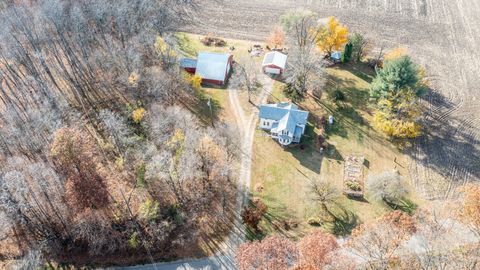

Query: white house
[259,102,309,146]
[262,51,287,75]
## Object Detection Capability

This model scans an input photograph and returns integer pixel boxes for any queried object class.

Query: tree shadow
[250,193,301,240]
[341,61,376,84]
[192,90,222,125]
[406,88,480,197]
[285,123,323,174]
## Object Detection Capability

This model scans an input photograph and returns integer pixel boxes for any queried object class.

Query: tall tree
[315,17,349,55]
[348,211,416,270]
[298,230,338,268]
[236,236,299,270]
[50,128,110,212]
[350,33,370,62]
[267,26,286,49]
[370,56,420,99]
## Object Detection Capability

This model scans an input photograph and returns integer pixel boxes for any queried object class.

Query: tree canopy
[370,56,420,99]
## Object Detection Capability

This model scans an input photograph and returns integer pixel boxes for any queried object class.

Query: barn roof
[262,51,287,69]
[196,52,231,81]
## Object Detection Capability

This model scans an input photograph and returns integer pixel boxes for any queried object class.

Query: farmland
[186,0,480,199]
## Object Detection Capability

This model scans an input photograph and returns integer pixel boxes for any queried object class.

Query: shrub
[366,170,408,205]
[346,181,362,191]
[139,199,160,222]
[132,108,146,123]
[128,232,140,249]
[307,217,323,226]
[330,89,345,101]
[135,163,146,187]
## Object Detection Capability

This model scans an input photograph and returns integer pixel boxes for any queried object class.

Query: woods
[0,0,238,266]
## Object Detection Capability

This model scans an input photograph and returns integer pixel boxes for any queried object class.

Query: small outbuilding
[331,51,342,63]
[195,52,233,86]
[262,51,287,75]
[180,58,197,74]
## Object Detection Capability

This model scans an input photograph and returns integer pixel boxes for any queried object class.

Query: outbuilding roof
[180,58,197,68]
[259,102,309,135]
[331,51,342,61]
[262,51,287,69]
[196,52,231,82]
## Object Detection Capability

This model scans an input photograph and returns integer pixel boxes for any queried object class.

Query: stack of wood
[343,154,365,198]
[201,35,227,47]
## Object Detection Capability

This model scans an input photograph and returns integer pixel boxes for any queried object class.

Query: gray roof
[180,58,197,68]
[262,51,287,69]
[259,102,309,135]
[331,51,342,60]
[196,52,231,81]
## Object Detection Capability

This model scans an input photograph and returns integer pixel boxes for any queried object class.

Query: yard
[175,32,427,240]
[251,62,427,238]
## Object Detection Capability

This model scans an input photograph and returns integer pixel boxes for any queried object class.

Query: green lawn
[251,62,424,239]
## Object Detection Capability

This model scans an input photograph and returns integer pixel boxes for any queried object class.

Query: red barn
[262,51,287,75]
[195,52,233,86]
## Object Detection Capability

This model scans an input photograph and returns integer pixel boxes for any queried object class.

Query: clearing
[251,62,427,238]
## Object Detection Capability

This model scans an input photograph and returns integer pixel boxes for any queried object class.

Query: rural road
[114,74,274,270]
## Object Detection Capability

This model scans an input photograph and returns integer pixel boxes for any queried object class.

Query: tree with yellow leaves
[373,88,422,138]
[384,47,407,61]
[189,74,202,89]
[316,17,349,55]
[154,36,177,69]
[132,108,146,124]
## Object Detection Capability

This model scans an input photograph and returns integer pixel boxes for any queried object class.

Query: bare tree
[280,10,326,99]
[230,56,262,103]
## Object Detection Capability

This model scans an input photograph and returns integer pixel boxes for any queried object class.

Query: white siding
[265,67,281,74]
[260,118,273,129]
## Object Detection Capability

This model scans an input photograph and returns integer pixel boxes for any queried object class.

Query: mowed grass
[251,62,425,238]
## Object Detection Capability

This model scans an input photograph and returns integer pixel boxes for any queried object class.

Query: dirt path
[183,0,480,200]
[212,74,274,264]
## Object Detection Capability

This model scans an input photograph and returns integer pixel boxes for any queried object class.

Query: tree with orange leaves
[298,230,338,268]
[236,236,299,270]
[50,128,110,212]
[316,17,349,55]
[460,183,480,235]
[267,26,286,49]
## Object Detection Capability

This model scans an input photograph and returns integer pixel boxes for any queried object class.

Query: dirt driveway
[184,0,480,199]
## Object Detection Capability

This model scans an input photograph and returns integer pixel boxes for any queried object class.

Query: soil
[184,0,480,199]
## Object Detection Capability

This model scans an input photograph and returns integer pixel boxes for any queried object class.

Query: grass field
[251,62,426,238]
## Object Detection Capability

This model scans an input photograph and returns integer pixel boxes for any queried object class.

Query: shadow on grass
[193,90,222,126]
[341,61,376,83]
[248,194,301,241]
[322,205,358,236]
[286,123,323,174]
[385,198,418,215]
[324,144,343,162]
